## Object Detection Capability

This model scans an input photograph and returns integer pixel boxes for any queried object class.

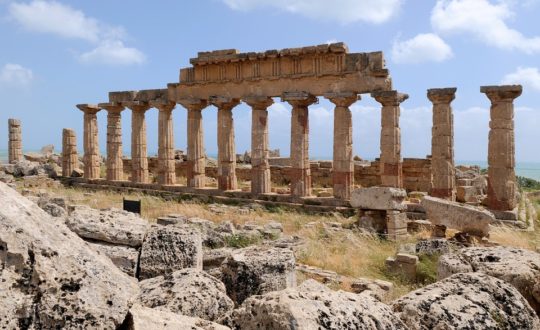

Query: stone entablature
[169,43,391,100]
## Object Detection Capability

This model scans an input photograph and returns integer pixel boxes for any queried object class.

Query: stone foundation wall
[121,157,432,191]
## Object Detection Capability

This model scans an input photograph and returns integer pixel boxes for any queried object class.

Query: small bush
[224,234,261,248]
[416,253,440,285]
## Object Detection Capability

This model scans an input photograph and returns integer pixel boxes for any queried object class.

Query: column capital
[372,90,409,106]
[427,88,457,104]
[123,101,151,112]
[76,104,101,114]
[178,98,208,112]
[98,102,124,113]
[244,96,274,109]
[481,85,522,102]
[281,92,317,107]
[209,96,240,111]
[150,100,176,112]
[325,92,359,107]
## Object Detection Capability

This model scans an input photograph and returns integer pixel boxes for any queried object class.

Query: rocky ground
[1,158,540,329]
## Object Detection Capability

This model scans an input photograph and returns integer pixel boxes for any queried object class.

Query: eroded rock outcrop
[138,268,234,321]
[221,246,296,305]
[392,272,540,329]
[0,182,139,329]
[138,225,203,280]
[438,246,540,315]
[225,279,407,329]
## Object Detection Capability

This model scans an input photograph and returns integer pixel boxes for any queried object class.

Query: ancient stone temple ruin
[68,43,521,214]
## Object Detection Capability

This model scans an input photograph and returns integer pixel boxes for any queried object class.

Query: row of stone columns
[427,85,521,212]
[76,90,408,200]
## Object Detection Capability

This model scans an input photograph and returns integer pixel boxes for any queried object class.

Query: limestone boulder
[66,205,149,247]
[350,187,407,210]
[138,225,203,280]
[124,305,230,330]
[392,272,540,329]
[12,160,40,177]
[438,246,540,314]
[221,246,296,305]
[421,196,494,236]
[138,268,234,321]
[87,241,140,277]
[225,279,407,329]
[0,182,139,329]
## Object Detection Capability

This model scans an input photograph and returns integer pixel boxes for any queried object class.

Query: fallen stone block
[138,268,234,321]
[220,246,296,305]
[125,305,230,330]
[66,205,149,247]
[351,187,407,210]
[392,273,540,330]
[138,225,203,280]
[225,279,407,329]
[437,246,540,315]
[421,196,494,237]
[87,240,140,277]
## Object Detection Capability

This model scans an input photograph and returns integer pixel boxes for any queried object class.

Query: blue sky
[0,0,539,161]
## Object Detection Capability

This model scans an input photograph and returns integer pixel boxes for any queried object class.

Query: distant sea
[1,150,539,181]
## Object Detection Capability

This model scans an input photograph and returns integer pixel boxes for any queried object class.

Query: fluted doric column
[76,104,101,179]
[178,98,208,188]
[125,101,151,183]
[210,96,240,191]
[245,96,274,195]
[62,128,78,177]
[481,85,522,211]
[325,92,358,200]
[8,118,23,163]
[152,100,176,185]
[283,92,317,197]
[99,102,125,181]
[427,88,457,200]
[372,90,408,189]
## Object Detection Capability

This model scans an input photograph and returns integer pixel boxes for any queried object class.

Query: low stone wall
[121,157,432,191]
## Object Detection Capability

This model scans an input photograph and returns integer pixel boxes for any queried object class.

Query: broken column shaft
[62,128,78,177]
[8,118,23,163]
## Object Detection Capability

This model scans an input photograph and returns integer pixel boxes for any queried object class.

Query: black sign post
[123,198,141,214]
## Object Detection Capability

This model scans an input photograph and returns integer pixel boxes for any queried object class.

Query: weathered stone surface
[421,195,494,236]
[437,246,540,315]
[87,240,140,277]
[0,182,139,329]
[221,246,296,305]
[124,305,230,330]
[139,225,203,280]
[350,278,394,302]
[66,205,149,247]
[226,279,407,329]
[138,268,234,321]
[350,187,407,210]
[415,238,451,255]
[392,272,540,330]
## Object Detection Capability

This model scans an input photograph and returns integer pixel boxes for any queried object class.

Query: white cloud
[79,40,146,66]
[392,33,453,64]
[8,0,144,65]
[222,0,403,24]
[431,0,540,53]
[9,0,100,42]
[0,63,34,86]
[502,67,540,92]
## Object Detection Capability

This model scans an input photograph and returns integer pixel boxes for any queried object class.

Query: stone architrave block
[421,196,494,237]
[350,187,407,210]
